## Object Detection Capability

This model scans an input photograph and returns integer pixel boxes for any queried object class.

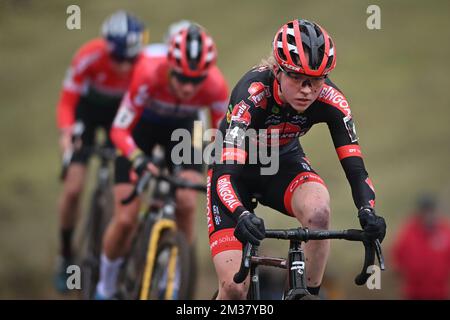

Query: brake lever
[233,242,253,284]
[374,239,385,271]
[243,242,252,268]
[136,171,152,194]
[121,171,152,205]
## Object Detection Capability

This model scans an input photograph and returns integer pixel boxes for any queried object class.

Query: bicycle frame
[243,239,309,300]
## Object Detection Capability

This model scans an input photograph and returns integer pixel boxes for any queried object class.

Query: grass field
[1,0,450,299]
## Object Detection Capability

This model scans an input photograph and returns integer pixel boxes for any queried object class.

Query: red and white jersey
[56,38,138,130]
[111,55,229,157]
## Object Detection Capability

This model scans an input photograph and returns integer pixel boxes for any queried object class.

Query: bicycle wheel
[78,187,113,299]
[116,212,156,300]
[140,229,191,300]
[186,244,198,299]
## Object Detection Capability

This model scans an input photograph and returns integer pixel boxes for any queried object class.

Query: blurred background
[1,0,450,299]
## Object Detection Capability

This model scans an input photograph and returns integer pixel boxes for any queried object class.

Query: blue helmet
[101,11,146,62]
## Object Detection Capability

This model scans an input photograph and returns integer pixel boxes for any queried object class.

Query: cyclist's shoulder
[315,78,351,117]
[131,55,167,89]
[201,66,229,101]
[231,66,274,101]
[73,38,107,60]
[239,66,274,86]
[70,38,107,71]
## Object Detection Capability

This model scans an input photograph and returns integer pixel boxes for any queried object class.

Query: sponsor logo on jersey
[216,175,242,212]
[271,105,280,114]
[212,205,221,225]
[344,115,358,142]
[319,85,351,116]
[209,229,241,255]
[259,123,302,145]
[247,82,271,109]
[264,114,283,125]
[230,100,251,125]
[221,147,247,163]
[291,114,308,125]
[336,145,362,160]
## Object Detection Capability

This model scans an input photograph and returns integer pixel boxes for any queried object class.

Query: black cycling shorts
[207,147,327,257]
[114,117,204,184]
[70,99,119,164]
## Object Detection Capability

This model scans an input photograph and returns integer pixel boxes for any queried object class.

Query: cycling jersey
[110,55,229,158]
[214,66,375,211]
[207,66,376,256]
[56,38,138,130]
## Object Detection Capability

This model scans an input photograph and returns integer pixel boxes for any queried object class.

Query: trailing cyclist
[54,10,147,292]
[94,23,229,299]
[207,19,387,299]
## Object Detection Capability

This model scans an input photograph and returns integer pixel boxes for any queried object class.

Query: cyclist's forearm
[110,126,139,159]
[110,95,144,158]
[340,157,376,208]
[56,90,80,130]
[213,165,249,215]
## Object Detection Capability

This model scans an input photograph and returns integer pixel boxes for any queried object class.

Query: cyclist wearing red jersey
[94,23,229,299]
[207,19,387,299]
[54,11,146,292]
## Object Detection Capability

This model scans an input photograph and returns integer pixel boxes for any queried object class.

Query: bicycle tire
[186,244,198,299]
[141,229,191,300]
[78,187,113,299]
[116,212,157,300]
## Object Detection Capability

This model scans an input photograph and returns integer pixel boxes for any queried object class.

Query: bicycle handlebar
[233,228,385,286]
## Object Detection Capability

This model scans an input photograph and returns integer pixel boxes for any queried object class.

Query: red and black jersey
[110,55,229,158]
[213,66,376,211]
[56,38,139,130]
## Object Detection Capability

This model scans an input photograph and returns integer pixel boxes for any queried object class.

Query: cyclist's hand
[358,206,386,243]
[132,152,160,177]
[234,211,265,246]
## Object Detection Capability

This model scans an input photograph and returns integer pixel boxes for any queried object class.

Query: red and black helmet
[167,23,217,77]
[273,19,336,77]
